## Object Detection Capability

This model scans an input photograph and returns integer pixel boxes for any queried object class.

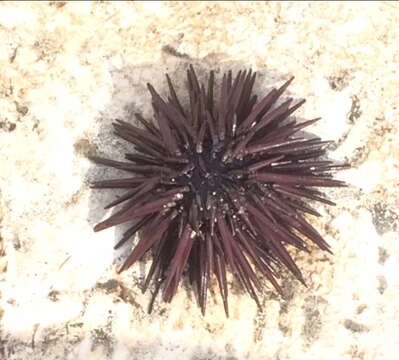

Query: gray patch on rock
[15,102,29,116]
[91,328,114,358]
[343,319,368,333]
[348,145,370,167]
[372,203,398,235]
[95,279,142,310]
[377,275,387,295]
[162,44,191,60]
[347,95,362,123]
[302,296,323,342]
[2,337,32,359]
[95,279,120,293]
[49,1,66,8]
[33,35,63,65]
[356,304,367,314]
[328,70,351,91]
[40,327,62,354]
[74,138,97,157]
[378,246,389,265]
[279,279,296,314]
[47,290,60,302]
[0,119,16,132]
[253,306,268,342]
[275,278,299,338]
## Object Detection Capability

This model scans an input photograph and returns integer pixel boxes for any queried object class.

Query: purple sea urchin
[90,66,348,316]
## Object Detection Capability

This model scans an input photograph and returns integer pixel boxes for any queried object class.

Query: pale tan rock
[0,2,398,359]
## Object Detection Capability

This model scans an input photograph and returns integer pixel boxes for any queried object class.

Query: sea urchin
[90,66,348,316]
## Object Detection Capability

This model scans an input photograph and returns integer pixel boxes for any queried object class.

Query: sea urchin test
[90,66,348,316]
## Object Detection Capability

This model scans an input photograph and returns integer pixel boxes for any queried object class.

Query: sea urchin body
[90,66,348,316]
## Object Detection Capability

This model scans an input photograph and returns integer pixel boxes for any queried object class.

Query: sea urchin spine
[90,66,348,316]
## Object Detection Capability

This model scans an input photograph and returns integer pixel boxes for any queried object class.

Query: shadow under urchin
[89,65,348,316]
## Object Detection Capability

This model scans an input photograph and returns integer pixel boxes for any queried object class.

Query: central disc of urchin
[183,149,234,198]
[90,65,348,316]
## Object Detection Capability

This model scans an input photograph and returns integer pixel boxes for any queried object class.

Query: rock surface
[0,2,398,359]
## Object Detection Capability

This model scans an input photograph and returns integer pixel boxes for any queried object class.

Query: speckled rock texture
[0,2,398,360]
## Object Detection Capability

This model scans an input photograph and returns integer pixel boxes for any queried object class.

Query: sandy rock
[1,2,398,359]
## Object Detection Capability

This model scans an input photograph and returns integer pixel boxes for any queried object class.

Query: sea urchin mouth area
[179,145,246,197]
[90,65,348,316]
